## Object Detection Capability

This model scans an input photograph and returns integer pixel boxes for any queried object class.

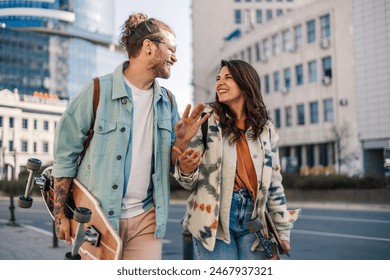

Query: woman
[173,59,301,260]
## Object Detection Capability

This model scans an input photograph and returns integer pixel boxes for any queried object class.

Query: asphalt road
[1,198,390,260]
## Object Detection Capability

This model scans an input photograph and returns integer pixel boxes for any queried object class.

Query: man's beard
[150,54,171,79]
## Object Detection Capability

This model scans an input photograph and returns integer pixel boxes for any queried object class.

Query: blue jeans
[193,189,267,260]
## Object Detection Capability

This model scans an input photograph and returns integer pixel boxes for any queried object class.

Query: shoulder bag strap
[78,77,100,166]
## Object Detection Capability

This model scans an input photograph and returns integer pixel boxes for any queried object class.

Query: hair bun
[127,13,148,32]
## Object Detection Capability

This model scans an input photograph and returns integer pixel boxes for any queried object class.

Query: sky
[114,0,193,111]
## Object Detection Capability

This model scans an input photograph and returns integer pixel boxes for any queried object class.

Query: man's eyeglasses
[150,39,176,54]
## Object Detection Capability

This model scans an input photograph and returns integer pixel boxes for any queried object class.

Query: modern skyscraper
[0,0,125,99]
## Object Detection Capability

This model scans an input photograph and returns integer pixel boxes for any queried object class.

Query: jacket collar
[111,61,163,103]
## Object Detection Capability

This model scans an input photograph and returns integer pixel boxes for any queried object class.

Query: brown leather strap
[92,77,100,120]
[161,86,173,111]
[78,77,100,165]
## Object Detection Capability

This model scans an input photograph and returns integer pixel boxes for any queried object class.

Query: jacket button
[253,154,258,159]
[98,126,102,131]
[117,155,122,160]
[120,127,126,132]
[121,98,127,104]
[108,211,114,216]
[112,184,118,189]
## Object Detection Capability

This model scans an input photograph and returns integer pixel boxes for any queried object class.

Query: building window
[323,99,333,122]
[263,38,270,59]
[272,33,280,55]
[34,119,37,130]
[294,24,302,49]
[320,14,330,38]
[240,50,245,60]
[0,116,3,127]
[256,9,262,24]
[295,146,302,167]
[309,101,319,123]
[235,0,241,2]
[33,142,37,153]
[264,74,270,94]
[22,118,28,129]
[247,46,252,64]
[276,9,283,17]
[297,104,305,125]
[43,142,49,153]
[295,64,303,85]
[322,56,332,78]
[306,144,314,167]
[273,71,280,92]
[266,9,272,21]
[43,120,49,130]
[307,19,316,43]
[9,117,14,128]
[308,60,317,83]
[285,106,292,127]
[283,68,291,89]
[9,140,14,152]
[274,108,281,128]
[255,42,261,61]
[235,9,242,24]
[282,29,291,51]
[21,140,28,152]
[319,143,328,166]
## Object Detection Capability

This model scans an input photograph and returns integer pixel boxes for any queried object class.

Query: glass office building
[0,0,125,99]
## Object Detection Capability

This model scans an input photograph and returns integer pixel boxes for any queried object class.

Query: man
[51,13,206,260]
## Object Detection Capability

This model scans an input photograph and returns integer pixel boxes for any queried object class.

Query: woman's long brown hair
[211,59,269,144]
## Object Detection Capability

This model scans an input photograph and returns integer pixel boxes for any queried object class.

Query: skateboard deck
[21,163,122,260]
[42,167,122,260]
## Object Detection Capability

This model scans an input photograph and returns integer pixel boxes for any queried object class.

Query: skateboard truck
[65,207,102,260]
[18,158,43,208]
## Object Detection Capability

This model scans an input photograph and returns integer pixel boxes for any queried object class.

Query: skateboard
[18,158,122,260]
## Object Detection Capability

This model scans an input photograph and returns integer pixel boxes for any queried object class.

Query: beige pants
[119,207,163,260]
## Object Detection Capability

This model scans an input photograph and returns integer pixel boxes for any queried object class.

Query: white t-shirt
[121,76,154,218]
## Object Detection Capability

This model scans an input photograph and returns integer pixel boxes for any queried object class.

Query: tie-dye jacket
[173,109,301,252]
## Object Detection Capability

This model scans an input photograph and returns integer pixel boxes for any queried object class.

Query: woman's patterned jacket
[174,107,301,251]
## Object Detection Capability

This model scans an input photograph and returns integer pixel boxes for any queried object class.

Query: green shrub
[282,173,390,190]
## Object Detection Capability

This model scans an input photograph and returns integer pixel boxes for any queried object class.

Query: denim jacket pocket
[93,118,117,156]
[157,118,172,153]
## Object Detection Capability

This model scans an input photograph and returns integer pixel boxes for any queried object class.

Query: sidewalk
[0,219,69,260]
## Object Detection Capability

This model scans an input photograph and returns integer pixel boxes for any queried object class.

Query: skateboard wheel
[26,158,42,171]
[18,195,33,208]
[74,207,92,223]
[64,252,81,260]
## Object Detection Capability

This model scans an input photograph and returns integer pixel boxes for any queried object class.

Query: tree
[330,123,359,174]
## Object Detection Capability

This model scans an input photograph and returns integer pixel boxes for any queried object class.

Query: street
[1,198,390,260]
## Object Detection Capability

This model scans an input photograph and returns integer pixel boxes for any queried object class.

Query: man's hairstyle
[120,13,175,58]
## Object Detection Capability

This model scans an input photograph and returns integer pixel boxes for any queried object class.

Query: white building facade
[0,89,67,180]
[192,0,390,176]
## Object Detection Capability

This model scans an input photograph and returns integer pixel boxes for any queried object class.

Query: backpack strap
[161,86,173,111]
[201,112,208,150]
[78,77,100,165]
